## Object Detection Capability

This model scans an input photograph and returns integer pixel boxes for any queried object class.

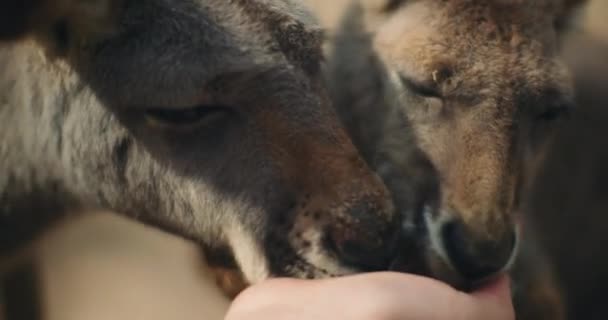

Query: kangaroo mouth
[263,202,519,290]
[415,206,521,292]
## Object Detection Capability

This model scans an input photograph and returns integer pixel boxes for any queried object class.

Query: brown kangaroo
[303,0,590,318]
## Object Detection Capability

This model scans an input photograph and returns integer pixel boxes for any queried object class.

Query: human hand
[225,272,514,320]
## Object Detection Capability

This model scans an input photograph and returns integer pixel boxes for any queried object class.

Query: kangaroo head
[2,0,406,284]
[367,0,586,288]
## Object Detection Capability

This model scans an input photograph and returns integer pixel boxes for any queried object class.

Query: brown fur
[303,0,591,318]
[368,0,573,241]
[209,268,249,299]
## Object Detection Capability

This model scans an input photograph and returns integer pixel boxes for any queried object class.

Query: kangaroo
[0,0,452,306]
[301,0,589,318]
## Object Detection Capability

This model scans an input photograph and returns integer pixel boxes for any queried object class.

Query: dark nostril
[441,221,516,283]
[331,237,395,271]
[325,203,400,271]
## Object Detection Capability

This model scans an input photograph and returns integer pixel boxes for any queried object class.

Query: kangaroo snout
[425,209,519,287]
[326,198,400,271]
[441,219,518,281]
[284,143,401,276]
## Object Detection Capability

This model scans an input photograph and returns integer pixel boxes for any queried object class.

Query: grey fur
[0,0,403,284]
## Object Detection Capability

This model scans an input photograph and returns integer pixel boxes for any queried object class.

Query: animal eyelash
[144,105,231,128]
[398,74,443,98]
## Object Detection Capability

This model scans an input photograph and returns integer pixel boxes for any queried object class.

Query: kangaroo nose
[328,201,399,271]
[440,220,517,283]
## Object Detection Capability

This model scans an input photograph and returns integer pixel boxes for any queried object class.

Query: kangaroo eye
[144,105,230,128]
[399,74,442,99]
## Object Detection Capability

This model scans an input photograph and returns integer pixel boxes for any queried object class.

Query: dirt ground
[21,1,608,320]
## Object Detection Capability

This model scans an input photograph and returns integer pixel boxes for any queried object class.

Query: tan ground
[29,1,608,320]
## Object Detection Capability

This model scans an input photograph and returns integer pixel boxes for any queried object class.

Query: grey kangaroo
[0,0,443,301]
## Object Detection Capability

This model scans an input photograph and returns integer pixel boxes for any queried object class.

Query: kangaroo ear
[555,0,589,34]
[1,0,123,52]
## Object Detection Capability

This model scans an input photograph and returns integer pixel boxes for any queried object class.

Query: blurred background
[3,1,608,319]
